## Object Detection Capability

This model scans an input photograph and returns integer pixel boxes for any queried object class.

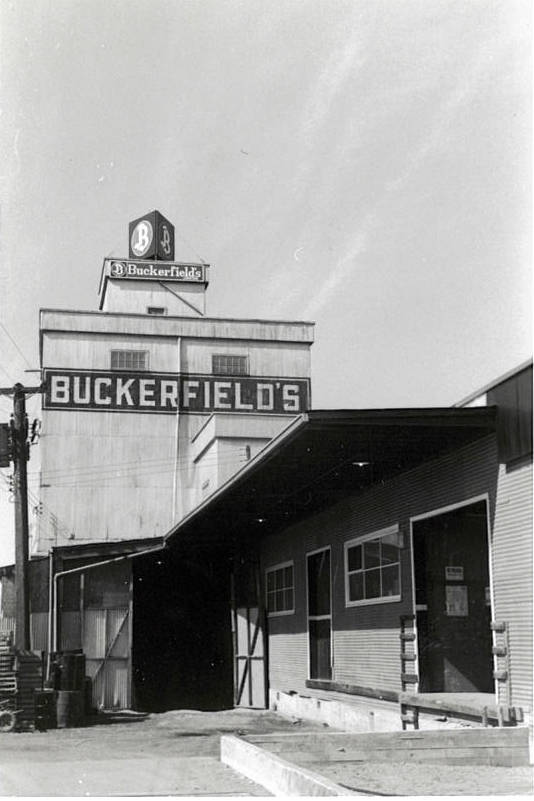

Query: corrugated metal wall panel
[261,435,500,696]
[84,610,107,659]
[30,612,48,651]
[106,608,129,659]
[60,611,81,650]
[83,607,130,709]
[492,460,533,708]
[0,617,15,636]
[268,632,308,693]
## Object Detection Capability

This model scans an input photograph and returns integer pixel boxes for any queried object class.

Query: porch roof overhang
[164,407,497,549]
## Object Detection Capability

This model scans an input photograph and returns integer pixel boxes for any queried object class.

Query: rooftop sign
[43,370,310,415]
[105,258,206,283]
[129,210,175,261]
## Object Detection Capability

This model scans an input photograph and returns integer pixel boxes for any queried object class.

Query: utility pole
[0,382,43,652]
[13,384,30,650]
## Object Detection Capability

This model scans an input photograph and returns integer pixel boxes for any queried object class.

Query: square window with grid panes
[345,527,401,606]
[111,350,149,370]
[212,354,249,376]
[266,562,294,615]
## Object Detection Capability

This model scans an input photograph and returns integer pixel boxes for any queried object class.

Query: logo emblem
[110,261,127,277]
[130,220,153,258]
[160,224,172,256]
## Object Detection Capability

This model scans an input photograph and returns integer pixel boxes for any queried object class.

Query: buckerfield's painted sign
[43,370,310,415]
[106,259,205,282]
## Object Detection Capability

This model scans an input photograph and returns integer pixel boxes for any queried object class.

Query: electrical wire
[0,322,33,370]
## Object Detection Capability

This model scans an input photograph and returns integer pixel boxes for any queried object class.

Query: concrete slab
[221,734,354,796]
[0,756,265,797]
[226,727,534,796]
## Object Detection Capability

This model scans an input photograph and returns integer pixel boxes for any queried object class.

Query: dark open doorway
[412,499,493,693]
[307,548,332,680]
[132,546,234,712]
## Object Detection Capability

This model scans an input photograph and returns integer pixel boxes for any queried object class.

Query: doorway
[307,548,332,680]
[412,500,493,693]
[132,546,234,712]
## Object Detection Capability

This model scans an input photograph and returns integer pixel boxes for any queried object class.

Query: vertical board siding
[30,612,49,651]
[492,460,533,708]
[60,611,82,650]
[261,436,500,696]
[83,607,130,709]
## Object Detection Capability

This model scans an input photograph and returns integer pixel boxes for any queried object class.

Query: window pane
[284,565,293,588]
[349,572,364,602]
[347,545,362,572]
[364,540,380,568]
[365,568,381,599]
[267,572,275,592]
[111,350,148,371]
[212,354,248,376]
[382,564,400,597]
[381,541,399,565]
[284,588,294,610]
[275,590,284,611]
[267,591,275,613]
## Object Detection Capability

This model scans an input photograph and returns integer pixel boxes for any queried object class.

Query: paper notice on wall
[446,585,468,616]
[445,565,464,581]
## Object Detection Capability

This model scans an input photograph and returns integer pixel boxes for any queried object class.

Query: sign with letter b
[129,210,175,261]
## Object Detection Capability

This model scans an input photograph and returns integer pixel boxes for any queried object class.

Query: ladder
[399,614,419,730]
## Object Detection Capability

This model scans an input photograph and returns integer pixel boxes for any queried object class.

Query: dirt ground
[0,708,320,796]
[295,757,534,796]
[0,708,531,796]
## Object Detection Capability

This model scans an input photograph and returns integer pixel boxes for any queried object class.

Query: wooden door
[231,560,267,708]
[413,501,493,693]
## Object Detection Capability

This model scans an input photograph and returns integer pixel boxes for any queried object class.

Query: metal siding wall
[30,612,49,651]
[60,611,82,650]
[261,436,500,696]
[492,459,533,708]
[268,632,309,693]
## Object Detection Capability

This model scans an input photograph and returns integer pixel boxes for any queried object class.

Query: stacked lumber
[0,633,16,699]
[15,652,42,731]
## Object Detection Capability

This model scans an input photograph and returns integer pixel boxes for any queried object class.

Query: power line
[0,322,33,370]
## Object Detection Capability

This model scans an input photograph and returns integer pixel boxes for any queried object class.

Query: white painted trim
[266,560,295,617]
[409,493,495,699]
[483,494,499,700]
[344,525,401,607]
[345,595,401,608]
[410,493,489,524]
[408,520,420,693]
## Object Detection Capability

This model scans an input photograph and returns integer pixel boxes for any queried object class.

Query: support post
[13,383,30,651]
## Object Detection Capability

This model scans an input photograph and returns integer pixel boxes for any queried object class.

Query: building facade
[35,211,314,553]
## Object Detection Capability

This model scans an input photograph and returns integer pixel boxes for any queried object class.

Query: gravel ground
[285,753,534,796]
[309,759,534,796]
[0,708,321,796]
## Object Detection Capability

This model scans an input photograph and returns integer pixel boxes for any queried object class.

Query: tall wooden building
[36,210,313,552]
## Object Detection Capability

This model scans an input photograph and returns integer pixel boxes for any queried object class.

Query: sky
[0,0,531,563]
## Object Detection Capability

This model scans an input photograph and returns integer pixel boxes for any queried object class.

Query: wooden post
[13,383,30,651]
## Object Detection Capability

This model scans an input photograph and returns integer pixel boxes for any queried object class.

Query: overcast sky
[0,0,531,563]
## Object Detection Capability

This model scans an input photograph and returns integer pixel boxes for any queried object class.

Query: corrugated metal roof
[164,407,497,549]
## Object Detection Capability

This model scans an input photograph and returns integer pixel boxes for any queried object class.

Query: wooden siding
[491,459,533,708]
[38,319,312,553]
[40,310,315,344]
[261,435,500,697]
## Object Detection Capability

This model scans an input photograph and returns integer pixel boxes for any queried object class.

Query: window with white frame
[266,561,294,615]
[345,525,402,606]
[212,354,249,376]
[110,350,149,371]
